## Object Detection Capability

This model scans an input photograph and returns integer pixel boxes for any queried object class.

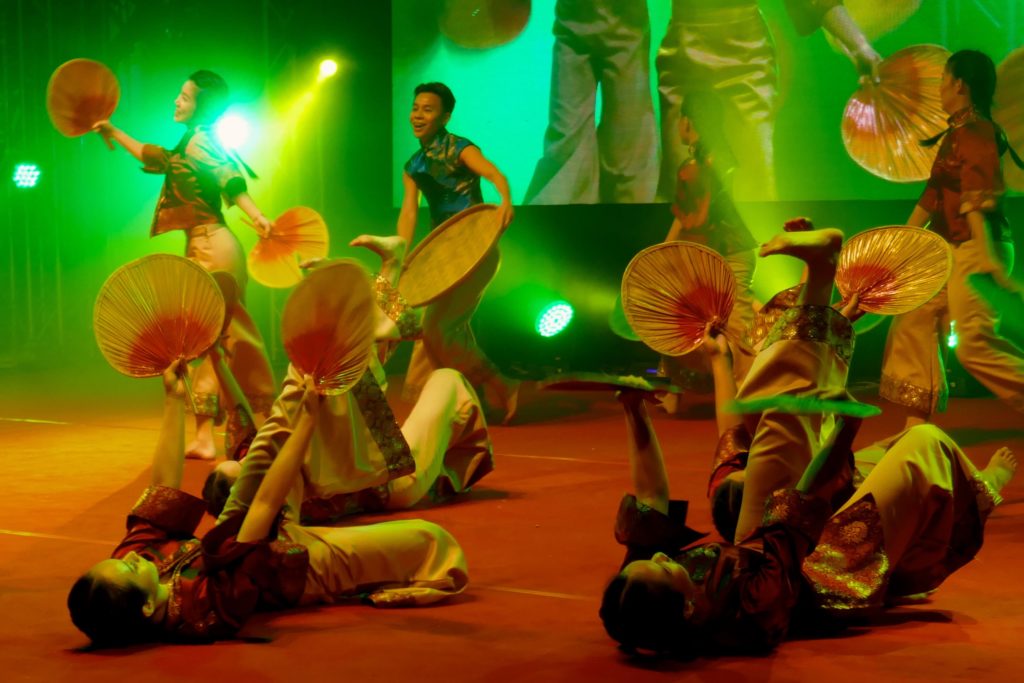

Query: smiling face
[174,80,199,124]
[409,92,450,141]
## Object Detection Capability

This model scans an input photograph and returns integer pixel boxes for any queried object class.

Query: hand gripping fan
[622,241,736,357]
[281,260,375,395]
[47,58,120,138]
[248,207,330,288]
[835,226,952,315]
[842,44,950,182]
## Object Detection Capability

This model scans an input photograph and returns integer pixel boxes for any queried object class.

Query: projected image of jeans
[524,0,658,205]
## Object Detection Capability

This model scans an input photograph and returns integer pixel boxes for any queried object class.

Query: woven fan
[540,372,679,394]
[398,203,507,307]
[282,260,374,395]
[842,44,950,182]
[439,0,531,49]
[46,59,120,138]
[836,226,952,315]
[94,254,224,377]
[994,47,1024,192]
[248,207,330,288]
[622,241,736,357]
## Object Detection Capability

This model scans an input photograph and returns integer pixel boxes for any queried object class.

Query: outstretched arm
[93,120,145,162]
[821,5,881,81]
[150,361,187,489]
[233,193,273,238]
[396,172,421,245]
[618,391,670,515]
[461,145,514,228]
[236,376,319,543]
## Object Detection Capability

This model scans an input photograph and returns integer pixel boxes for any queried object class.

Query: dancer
[523,0,658,204]
[398,81,518,422]
[599,228,1016,655]
[880,50,1024,428]
[94,70,275,460]
[659,92,758,412]
[657,0,881,201]
[68,365,467,646]
[204,237,494,523]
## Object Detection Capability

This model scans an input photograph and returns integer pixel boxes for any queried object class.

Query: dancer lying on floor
[68,360,468,647]
[599,228,1017,655]
[202,236,494,523]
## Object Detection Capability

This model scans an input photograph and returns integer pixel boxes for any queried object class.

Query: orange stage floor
[2,375,1022,682]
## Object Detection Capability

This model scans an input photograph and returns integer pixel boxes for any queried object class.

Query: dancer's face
[621,552,702,618]
[410,92,451,141]
[90,551,161,604]
[939,68,966,116]
[174,80,199,124]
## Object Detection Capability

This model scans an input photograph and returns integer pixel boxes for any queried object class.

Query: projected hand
[93,120,116,150]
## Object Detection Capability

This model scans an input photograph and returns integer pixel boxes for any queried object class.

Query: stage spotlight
[318,59,339,81]
[536,301,574,338]
[215,113,251,150]
[948,320,958,349]
[13,163,41,188]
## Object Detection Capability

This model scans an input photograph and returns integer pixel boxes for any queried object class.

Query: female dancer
[600,228,1016,655]
[397,81,518,423]
[68,361,466,646]
[880,50,1024,428]
[659,92,758,411]
[95,70,275,459]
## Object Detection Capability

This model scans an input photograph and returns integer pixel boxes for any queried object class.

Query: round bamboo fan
[94,254,224,377]
[842,45,950,182]
[281,260,374,395]
[249,207,330,288]
[622,241,736,357]
[836,226,952,315]
[994,46,1024,192]
[46,59,120,137]
[440,0,531,49]
[398,203,507,307]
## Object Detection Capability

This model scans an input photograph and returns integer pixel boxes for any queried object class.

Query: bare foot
[484,378,521,426]
[759,228,844,262]
[349,235,407,267]
[185,438,216,461]
[979,447,1018,494]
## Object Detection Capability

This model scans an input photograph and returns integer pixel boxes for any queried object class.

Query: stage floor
[2,377,1022,682]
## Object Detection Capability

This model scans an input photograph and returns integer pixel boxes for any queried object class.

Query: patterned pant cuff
[879,374,937,414]
[188,392,219,418]
[375,273,422,339]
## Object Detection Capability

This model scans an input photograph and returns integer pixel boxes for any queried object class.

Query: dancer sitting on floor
[203,235,494,523]
[599,227,1017,656]
[68,362,468,646]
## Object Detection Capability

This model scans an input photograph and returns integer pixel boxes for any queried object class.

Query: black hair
[188,69,231,124]
[202,468,234,517]
[599,570,694,655]
[67,571,157,647]
[414,82,456,114]
[946,50,997,119]
[710,478,744,543]
[921,50,1024,167]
